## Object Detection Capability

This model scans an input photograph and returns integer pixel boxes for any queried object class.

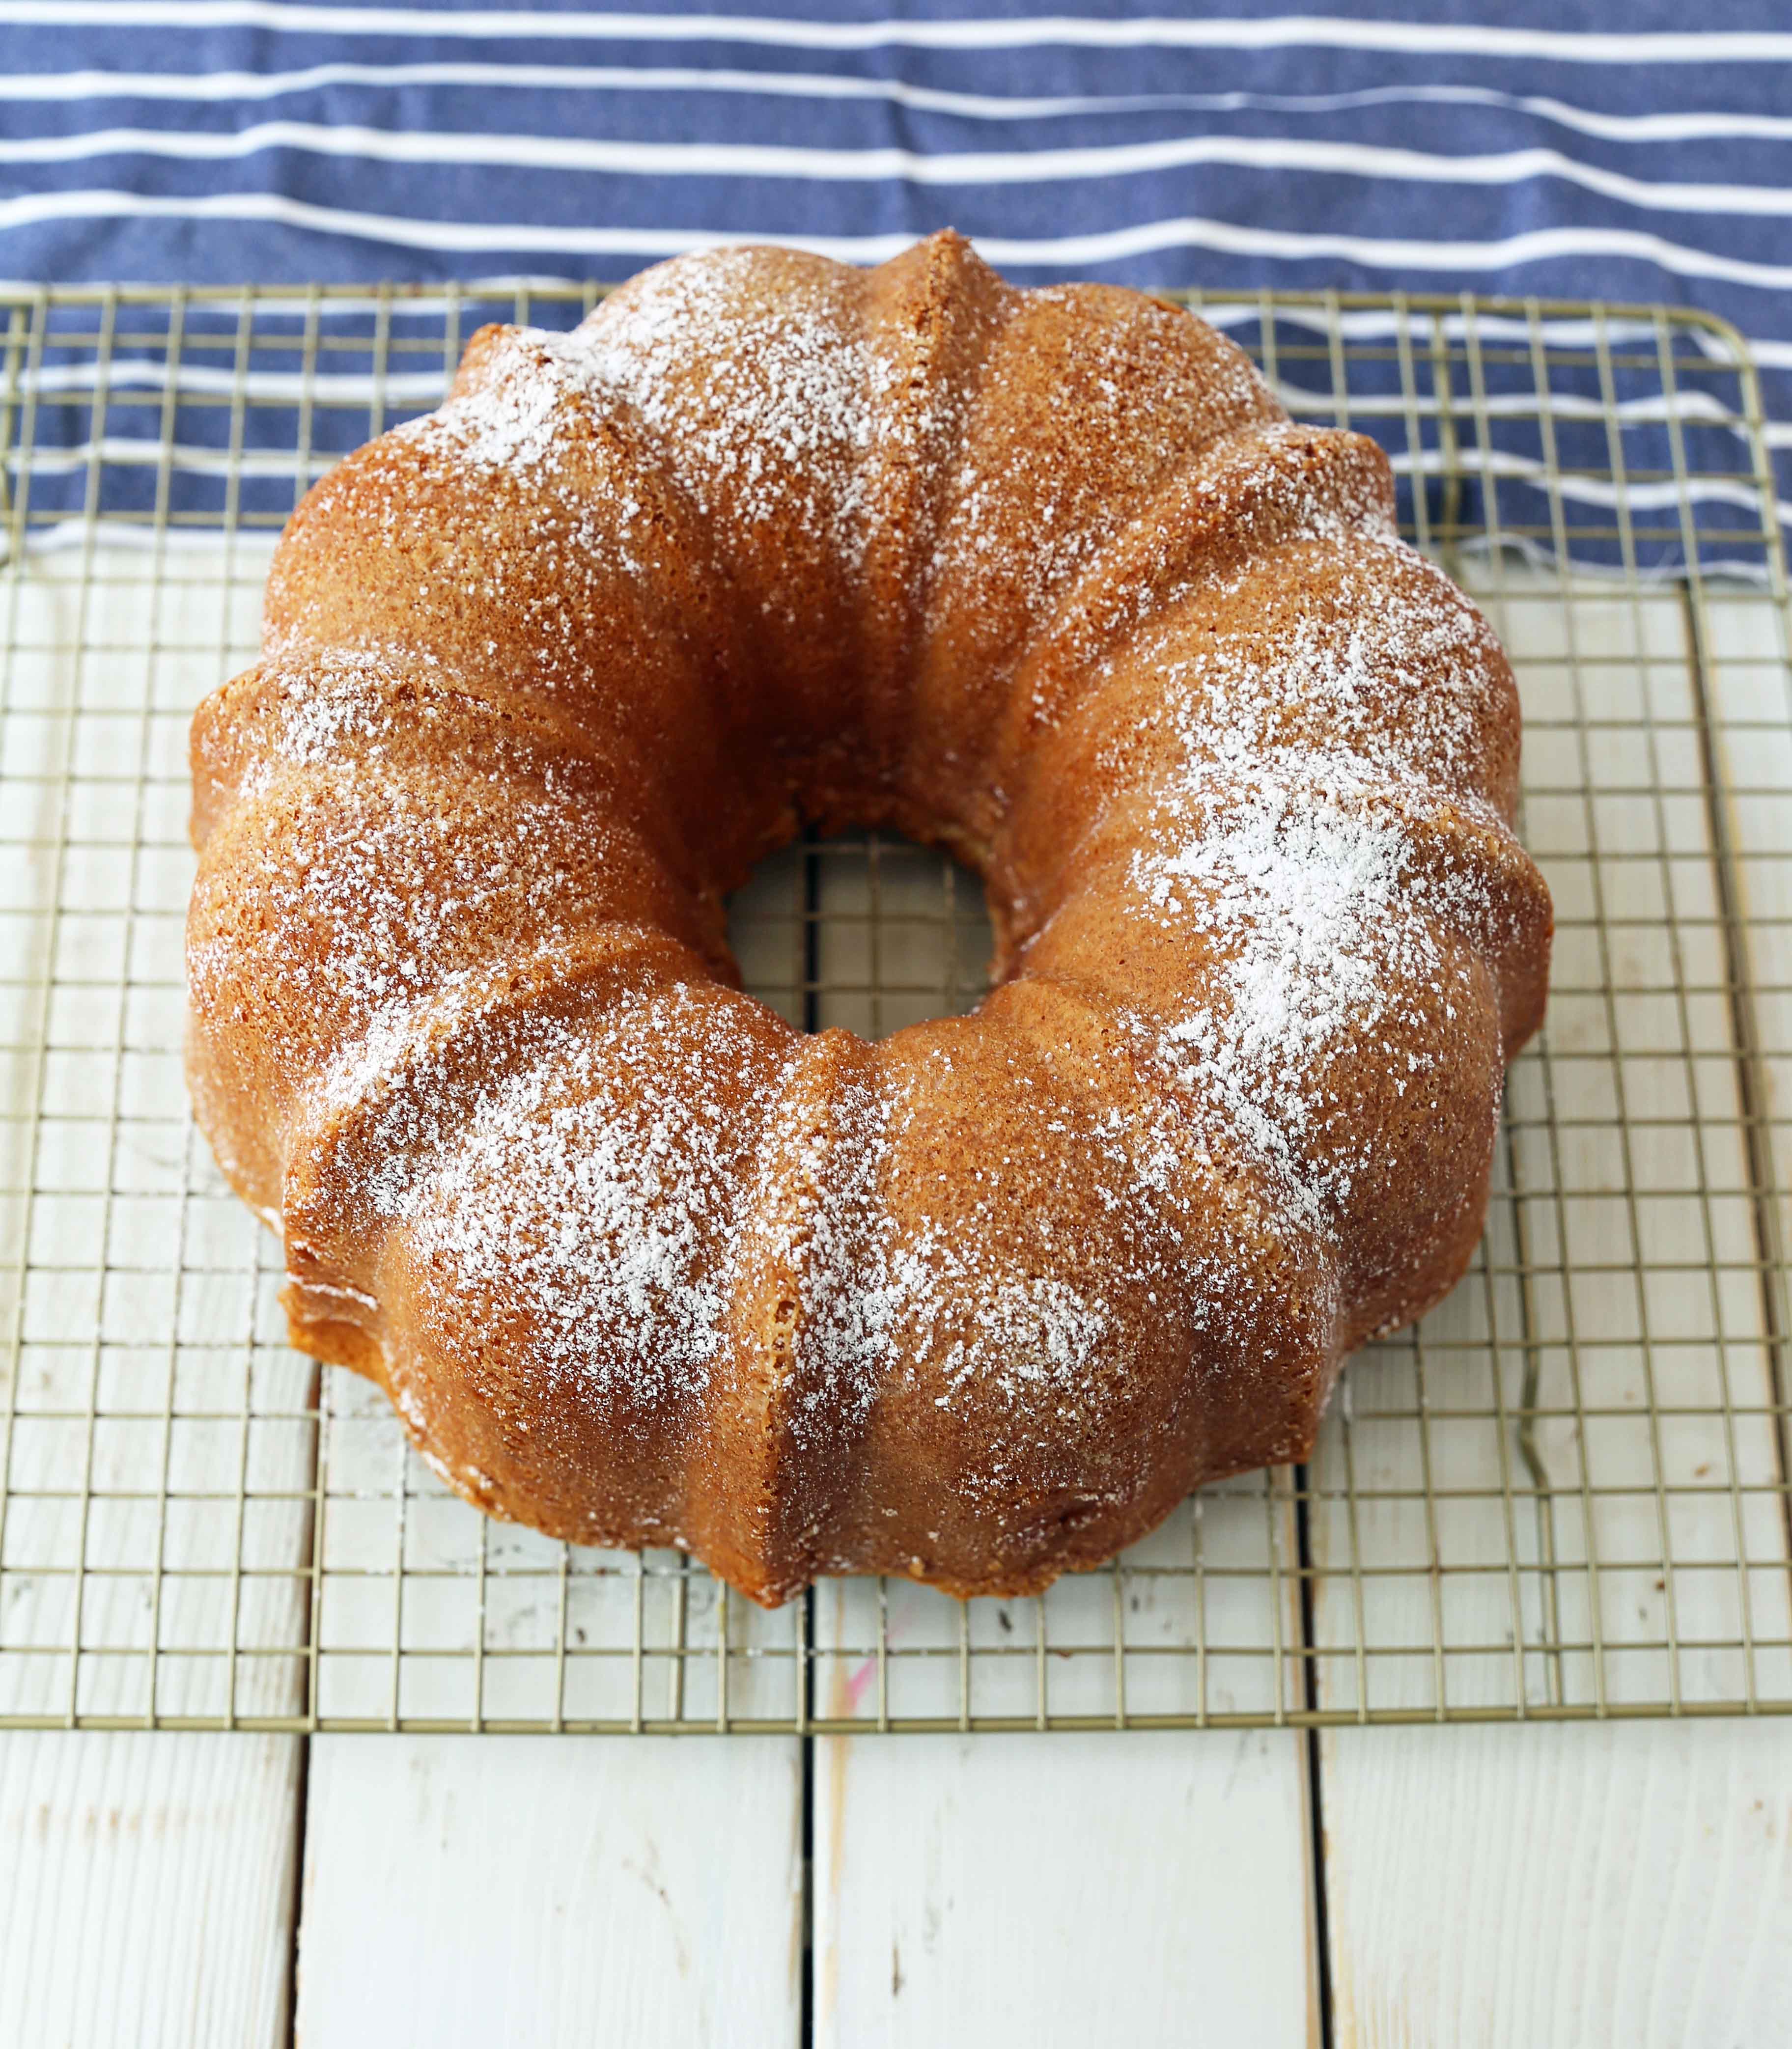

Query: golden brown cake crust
[185,232,1551,1606]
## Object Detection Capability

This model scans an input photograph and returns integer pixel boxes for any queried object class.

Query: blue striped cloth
[3,1,1790,574]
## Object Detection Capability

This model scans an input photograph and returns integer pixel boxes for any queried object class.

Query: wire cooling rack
[1,283,1790,1732]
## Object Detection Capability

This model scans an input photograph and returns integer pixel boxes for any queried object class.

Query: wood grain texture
[1322,1719,1792,2049]
[295,1734,803,2049]
[814,1730,1318,2049]
[0,1730,301,2049]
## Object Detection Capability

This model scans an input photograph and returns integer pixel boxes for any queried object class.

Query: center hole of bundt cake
[726,830,995,1038]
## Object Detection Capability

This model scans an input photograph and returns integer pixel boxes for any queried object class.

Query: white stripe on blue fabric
[4,72,1792,152]
[6,124,1792,225]
[11,189,1792,295]
[2,7,1792,63]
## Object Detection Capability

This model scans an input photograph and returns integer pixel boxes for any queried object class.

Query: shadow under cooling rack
[1,285,1791,1731]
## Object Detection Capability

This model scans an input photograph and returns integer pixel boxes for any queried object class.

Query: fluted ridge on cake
[1014,756,1525,1341]
[901,274,1281,846]
[991,420,1400,783]
[281,925,716,1377]
[186,681,714,1217]
[262,340,779,886]
[825,992,1341,1592]
[992,530,1528,971]
[694,1029,891,1603]
[379,978,801,1552]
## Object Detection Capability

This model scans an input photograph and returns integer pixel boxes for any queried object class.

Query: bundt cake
[186,232,1551,1606]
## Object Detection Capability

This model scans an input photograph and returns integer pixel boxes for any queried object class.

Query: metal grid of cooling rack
[1,283,1791,1732]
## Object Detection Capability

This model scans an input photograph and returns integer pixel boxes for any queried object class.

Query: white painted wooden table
[5,562,1792,2048]
[3,1718,1788,2047]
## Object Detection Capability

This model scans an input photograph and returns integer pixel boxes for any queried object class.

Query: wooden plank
[814,1730,1318,2049]
[0,551,311,2045]
[1309,580,1792,2042]
[0,1729,300,2049]
[1322,1718,1792,2049]
[295,1734,803,2048]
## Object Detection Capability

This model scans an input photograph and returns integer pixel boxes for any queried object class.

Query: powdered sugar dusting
[921,1247,1113,1407]
[749,1062,904,1439]
[236,649,409,798]
[192,770,589,1026]
[410,985,792,1406]
[1124,748,1504,1229]
[571,253,881,548]
[419,343,574,473]
[404,250,892,603]
[1188,539,1496,784]
[928,285,1277,632]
